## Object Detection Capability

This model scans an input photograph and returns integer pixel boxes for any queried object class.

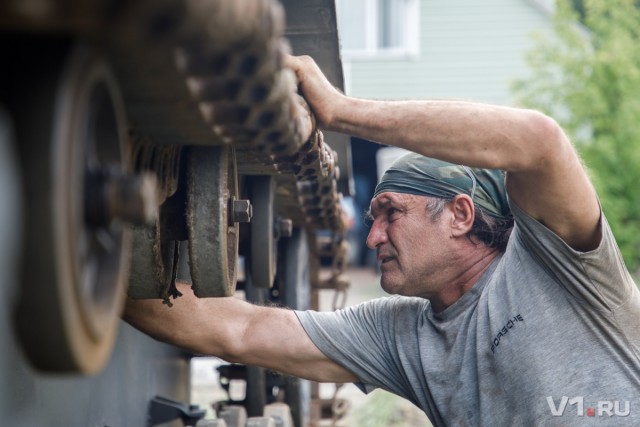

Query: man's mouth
[377,254,395,265]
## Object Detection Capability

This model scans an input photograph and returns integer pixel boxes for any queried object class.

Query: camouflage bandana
[373,152,511,219]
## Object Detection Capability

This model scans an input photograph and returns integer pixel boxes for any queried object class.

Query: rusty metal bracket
[147,395,206,427]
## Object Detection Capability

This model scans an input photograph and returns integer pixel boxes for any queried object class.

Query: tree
[512,0,640,274]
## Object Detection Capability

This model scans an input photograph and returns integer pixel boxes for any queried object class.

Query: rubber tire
[11,41,130,373]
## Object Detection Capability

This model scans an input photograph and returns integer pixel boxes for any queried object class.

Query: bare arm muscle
[236,305,358,382]
[286,55,601,251]
[123,283,357,383]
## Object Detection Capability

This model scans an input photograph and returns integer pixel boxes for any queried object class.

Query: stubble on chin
[380,272,402,295]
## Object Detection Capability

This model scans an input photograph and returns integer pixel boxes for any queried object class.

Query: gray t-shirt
[296,203,640,426]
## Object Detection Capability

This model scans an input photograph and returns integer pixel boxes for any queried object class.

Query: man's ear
[449,194,475,237]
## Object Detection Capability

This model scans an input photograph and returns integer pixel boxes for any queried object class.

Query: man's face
[366,192,454,297]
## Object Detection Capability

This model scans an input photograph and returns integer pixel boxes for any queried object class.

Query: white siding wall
[342,0,554,105]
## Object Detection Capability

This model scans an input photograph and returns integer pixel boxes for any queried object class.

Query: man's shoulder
[353,295,430,314]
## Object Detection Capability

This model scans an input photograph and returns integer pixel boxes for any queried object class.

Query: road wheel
[248,175,277,288]
[13,43,132,373]
[187,145,242,297]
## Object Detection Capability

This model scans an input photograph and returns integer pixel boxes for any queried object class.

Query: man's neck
[430,248,500,313]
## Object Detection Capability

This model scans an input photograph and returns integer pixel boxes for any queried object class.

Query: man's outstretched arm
[123,282,358,383]
[286,55,601,252]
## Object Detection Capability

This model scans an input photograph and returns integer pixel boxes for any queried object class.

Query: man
[125,55,640,425]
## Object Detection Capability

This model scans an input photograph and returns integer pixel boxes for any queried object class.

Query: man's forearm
[123,282,251,358]
[328,97,565,173]
[286,55,566,174]
[123,282,358,383]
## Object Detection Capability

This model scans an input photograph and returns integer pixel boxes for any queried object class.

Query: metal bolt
[85,170,159,227]
[106,171,159,226]
[275,217,293,238]
[232,198,253,223]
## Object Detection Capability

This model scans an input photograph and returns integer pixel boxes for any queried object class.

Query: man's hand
[292,92,316,141]
[285,55,345,129]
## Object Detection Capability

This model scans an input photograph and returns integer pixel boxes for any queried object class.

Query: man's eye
[388,208,400,218]
[363,212,374,228]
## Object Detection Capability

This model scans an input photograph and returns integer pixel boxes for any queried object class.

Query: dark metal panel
[0,318,190,427]
[282,0,343,88]
[281,0,354,196]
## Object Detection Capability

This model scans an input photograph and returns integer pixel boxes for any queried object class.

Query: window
[336,0,419,59]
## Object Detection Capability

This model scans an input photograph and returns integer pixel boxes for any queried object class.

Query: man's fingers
[283,54,337,129]
[284,54,302,83]
[292,93,316,139]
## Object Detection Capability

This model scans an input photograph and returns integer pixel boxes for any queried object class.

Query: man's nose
[366,219,387,249]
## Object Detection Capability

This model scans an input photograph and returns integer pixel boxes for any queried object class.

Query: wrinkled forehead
[368,191,428,214]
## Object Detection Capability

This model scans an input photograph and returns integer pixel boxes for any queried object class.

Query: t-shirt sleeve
[510,200,636,310]
[295,296,429,397]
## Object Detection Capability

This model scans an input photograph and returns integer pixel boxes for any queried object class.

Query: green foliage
[512,0,640,273]
[350,390,429,427]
